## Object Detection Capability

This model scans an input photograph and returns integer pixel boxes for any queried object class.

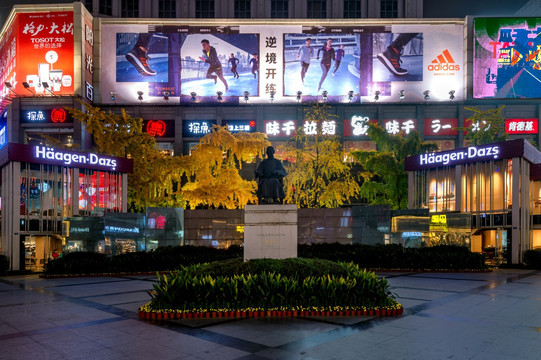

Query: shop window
[79,170,123,215]
[427,168,456,212]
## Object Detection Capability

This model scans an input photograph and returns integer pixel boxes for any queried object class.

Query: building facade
[1,3,541,266]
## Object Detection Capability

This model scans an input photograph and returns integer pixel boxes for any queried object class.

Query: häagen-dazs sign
[419,145,500,166]
[0,143,133,173]
[405,139,528,171]
[35,146,118,170]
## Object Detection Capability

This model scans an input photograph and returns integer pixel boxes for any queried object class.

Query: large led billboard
[474,18,541,99]
[0,11,74,99]
[101,22,463,104]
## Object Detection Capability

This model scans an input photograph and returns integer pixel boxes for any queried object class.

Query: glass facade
[408,156,528,265]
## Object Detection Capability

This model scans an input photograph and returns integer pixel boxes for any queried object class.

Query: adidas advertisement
[100,23,462,104]
[474,18,541,99]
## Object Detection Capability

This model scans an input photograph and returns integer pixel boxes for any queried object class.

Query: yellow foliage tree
[67,104,186,212]
[180,126,270,209]
[281,103,360,208]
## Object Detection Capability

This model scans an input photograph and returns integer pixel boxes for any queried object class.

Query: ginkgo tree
[461,105,508,145]
[68,104,186,212]
[351,122,437,210]
[179,125,270,209]
[281,103,360,208]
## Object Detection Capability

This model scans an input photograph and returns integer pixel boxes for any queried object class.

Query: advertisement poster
[101,23,463,104]
[180,30,259,101]
[17,11,74,96]
[0,14,18,101]
[474,18,541,99]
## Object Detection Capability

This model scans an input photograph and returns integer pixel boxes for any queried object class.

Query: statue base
[244,204,297,261]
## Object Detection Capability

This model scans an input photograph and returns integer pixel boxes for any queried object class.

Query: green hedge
[0,255,9,276]
[44,245,243,275]
[299,243,488,271]
[146,259,398,312]
[44,243,487,275]
[524,249,541,269]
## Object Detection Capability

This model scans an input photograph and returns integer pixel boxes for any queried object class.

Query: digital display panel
[474,18,541,99]
[100,23,463,104]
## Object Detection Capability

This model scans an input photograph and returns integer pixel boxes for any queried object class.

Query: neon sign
[264,120,297,137]
[21,108,72,123]
[51,108,67,123]
[505,118,538,134]
[224,120,256,133]
[383,119,416,135]
[303,120,337,136]
[35,146,118,170]
[419,145,500,167]
[424,118,458,136]
[183,120,216,137]
[146,120,166,136]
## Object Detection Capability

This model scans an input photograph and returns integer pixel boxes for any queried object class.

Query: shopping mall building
[1,2,541,268]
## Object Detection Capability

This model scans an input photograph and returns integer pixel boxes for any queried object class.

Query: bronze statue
[255,146,287,204]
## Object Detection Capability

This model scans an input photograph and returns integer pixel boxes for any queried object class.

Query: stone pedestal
[244,205,297,261]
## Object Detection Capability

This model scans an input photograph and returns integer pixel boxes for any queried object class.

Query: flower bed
[139,259,403,321]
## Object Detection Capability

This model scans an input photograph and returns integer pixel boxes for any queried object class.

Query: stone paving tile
[1,269,540,360]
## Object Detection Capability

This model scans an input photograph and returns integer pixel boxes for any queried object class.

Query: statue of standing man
[255,146,287,204]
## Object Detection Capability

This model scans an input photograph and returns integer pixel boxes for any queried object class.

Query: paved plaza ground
[0,269,540,359]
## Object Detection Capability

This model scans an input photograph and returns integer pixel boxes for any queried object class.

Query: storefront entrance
[22,235,63,271]
[471,228,509,266]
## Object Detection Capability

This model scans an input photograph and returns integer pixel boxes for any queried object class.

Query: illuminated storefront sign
[182,120,216,137]
[143,120,174,137]
[419,145,500,166]
[505,118,538,134]
[405,139,528,171]
[344,115,378,137]
[429,214,448,232]
[424,118,458,136]
[264,120,297,137]
[20,108,73,123]
[0,143,133,172]
[303,120,337,136]
[383,119,417,135]
[105,225,140,234]
[35,146,118,170]
[474,18,541,99]
[223,120,256,133]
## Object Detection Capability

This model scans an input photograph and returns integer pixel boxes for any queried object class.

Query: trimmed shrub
[299,243,487,270]
[0,255,9,275]
[524,249,541,269]
[147,259,398,312]
[44,245,243,275]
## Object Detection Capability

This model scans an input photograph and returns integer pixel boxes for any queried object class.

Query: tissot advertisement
[474,18,541,99]
[100,23,463,104]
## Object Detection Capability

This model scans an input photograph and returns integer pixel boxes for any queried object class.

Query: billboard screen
[17,11,74,96]
[474,18,541,99]
[101,22,463,104]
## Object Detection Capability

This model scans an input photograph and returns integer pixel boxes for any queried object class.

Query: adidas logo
[427,49,460,71]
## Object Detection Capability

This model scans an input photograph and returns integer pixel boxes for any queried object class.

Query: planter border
[138,306,404,321]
